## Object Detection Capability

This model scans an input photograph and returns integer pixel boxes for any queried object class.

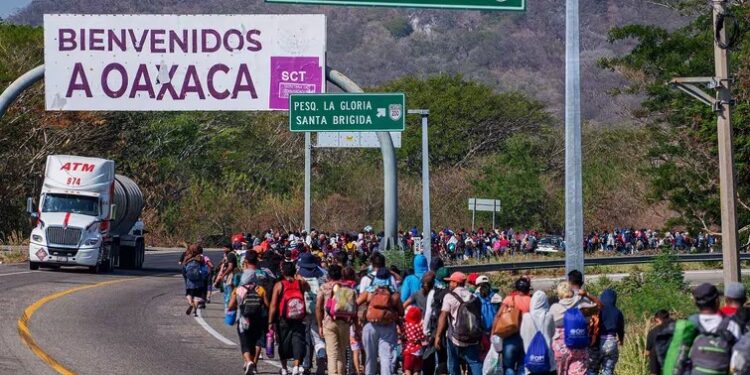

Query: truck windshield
[42,194,99,216]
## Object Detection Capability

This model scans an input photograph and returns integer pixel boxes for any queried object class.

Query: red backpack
[279,279,306,320]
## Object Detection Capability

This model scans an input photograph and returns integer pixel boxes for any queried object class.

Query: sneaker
[185,306,193,315]
[279,369,288,375]
[291,366,300,375]
[244,362,254,375]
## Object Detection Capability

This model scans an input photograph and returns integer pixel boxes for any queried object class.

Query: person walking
[402,305,427,375]
[357,267,403,375]
[316,264,357,375]
[435,271,484,375]
[520,290,556,375]
[228,261,271,375]
[400,253,428,303]
[549,282,598,375]
[587,289,624,375]
[182,244,206,317]
[269,261,311,375]
[215,242,240,312]
[297,252,328,375]
[501,277,533,375]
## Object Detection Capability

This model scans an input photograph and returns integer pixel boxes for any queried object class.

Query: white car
[535,236,564,253]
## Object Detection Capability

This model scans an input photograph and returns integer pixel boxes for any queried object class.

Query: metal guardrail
[446,253,750,273]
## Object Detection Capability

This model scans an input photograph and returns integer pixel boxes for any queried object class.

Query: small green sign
[266,0,525,11]
[289,93,405,132]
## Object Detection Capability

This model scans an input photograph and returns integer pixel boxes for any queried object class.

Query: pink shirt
[502,293,531,313]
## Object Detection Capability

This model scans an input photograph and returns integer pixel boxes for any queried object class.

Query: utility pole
[565,0,584,276]
[408,109,431,266]
[670,0,739,286]
[304,132,312,233]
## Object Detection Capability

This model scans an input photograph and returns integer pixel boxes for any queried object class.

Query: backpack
[326,282,358,322]
[654,321,676,367]
[688,317,735,375]
[279,279,306,320]
[524,330,552,373]
[366,286,397,324]
[733,330,750,375]
[479,293,498,332]
[563,307,589,348]
[662,318,698,375]
[302,275,321,316]
[494,295,521,338]
[240,284,264,319]
[185,260,203,283]
[449,292,484,345]
[428,287,449,334]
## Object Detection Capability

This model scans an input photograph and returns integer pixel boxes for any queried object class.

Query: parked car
[535,235,564,253]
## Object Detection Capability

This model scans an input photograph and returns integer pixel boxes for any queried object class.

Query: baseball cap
[467,272,479,285]
[435,267,449,281]
[692,283,719,304]
[475,275,491,285]
[724,282,747,300]
[444,271,467,283]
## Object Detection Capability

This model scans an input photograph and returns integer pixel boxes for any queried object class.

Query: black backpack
[428,287,449,335]
[240,284,264,319]
[687,317,736,375]
[654,320,675,367]
[449,292,484,345]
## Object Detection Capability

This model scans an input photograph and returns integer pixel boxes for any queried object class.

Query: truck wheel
[119,246,134,269]
[29,262,40,270]
[135,240,145,269]
[88,263,102,274]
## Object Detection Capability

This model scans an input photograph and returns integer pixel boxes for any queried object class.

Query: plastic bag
[482,346,503,375]
[224,309,237,326]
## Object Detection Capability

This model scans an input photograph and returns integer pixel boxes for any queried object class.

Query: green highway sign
[290,93,406,132]
[266,0,525,11]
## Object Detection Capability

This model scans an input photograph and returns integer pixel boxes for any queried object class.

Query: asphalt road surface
[0,251,745,375]
[0,250,283,375]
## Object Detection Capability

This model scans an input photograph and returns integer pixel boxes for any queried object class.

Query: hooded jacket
[599,288,625,341]
[400,254,428,302]
[520,290,556,369]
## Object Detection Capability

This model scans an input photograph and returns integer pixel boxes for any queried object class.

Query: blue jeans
[502,333,524,375]
[447,340,483,375]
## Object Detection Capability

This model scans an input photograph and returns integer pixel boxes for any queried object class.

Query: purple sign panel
[269,56,323,110]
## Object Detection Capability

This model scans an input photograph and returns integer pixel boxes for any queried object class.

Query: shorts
[238,325,263,355]
[403,353,423,372]
[277,318,307,361]
[185,288,204,298]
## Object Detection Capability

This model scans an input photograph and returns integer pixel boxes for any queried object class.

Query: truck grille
[46,227,82,246]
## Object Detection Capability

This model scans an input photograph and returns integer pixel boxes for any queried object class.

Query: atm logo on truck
[60,162,96,172]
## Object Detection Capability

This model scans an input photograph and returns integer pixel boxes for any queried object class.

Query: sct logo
[60,162,95,172]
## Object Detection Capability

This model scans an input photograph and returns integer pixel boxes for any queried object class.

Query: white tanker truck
[26,155,146,272]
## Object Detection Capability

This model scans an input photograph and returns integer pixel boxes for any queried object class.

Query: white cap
[475,275,491,285]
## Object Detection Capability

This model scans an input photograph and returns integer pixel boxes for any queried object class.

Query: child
[402,305,427,375]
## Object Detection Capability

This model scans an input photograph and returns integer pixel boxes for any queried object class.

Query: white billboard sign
[43,14,326,111]
[468,198,501,212]
[316,132,402,148]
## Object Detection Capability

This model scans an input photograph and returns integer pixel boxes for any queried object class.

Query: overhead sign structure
[289,93,405,132]
[316,131,402,148]
[266,0,525,11]
[43,14,326,111]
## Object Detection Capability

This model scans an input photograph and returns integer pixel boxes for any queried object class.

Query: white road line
[194,309,237,346]
[0,271,35,277]
[193,308,284,369]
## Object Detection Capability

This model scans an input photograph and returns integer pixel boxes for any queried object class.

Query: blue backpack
[563,307,589,348]
[478,293,498,332]
[185,261,203,283]
[524,331,552,373]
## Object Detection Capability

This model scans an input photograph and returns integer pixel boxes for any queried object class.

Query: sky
[0,0,31,19]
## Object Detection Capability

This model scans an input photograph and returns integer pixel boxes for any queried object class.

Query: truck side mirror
[110,204,117,221]
[26,197,34,214]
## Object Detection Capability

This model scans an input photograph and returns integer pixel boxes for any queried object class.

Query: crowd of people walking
[178,231,749,375]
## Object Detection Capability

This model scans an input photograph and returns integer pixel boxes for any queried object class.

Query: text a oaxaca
[43,14,326,111]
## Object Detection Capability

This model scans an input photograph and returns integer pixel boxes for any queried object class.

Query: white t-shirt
[358,271,398,294]
[441,286,474,347]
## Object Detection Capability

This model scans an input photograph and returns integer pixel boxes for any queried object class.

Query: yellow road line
[17,278,133,375]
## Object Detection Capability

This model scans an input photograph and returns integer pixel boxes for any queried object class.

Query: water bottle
[266,330,275,358]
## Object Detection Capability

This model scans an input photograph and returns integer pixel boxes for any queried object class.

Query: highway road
[0,250,280,375]
[0,250,745,375]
